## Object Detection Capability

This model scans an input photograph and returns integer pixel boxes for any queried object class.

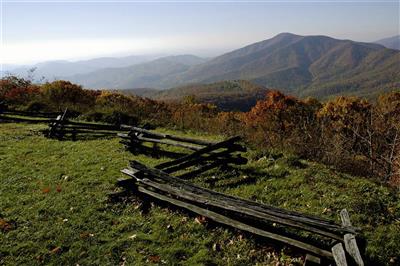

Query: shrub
[41,80,97,111]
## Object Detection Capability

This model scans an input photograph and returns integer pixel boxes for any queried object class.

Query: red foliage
[0,76,40,104]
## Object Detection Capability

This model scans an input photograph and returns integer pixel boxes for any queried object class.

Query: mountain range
[2,55,160,80]
[69,55,207,89]
[5,33,400,99]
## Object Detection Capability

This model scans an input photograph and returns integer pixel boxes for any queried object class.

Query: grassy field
[0,123,399,265]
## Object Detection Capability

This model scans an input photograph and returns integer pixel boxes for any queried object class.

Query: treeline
[1,75,399,187]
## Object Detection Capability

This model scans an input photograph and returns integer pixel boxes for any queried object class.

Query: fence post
[340,209,364,266]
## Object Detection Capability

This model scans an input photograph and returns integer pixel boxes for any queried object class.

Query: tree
[41,80,96,110]
[243,90,317,153]
[375,92,400,185]
[0,75,40,105]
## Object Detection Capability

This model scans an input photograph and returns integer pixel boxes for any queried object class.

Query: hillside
[1,123,399,265]
[178,33,400,98]
[121,87,161,98]
[375,35,400,50]
[64,33,400,99]
[5,55,160,81]
[151,80,269,111]
[68,55,207,89]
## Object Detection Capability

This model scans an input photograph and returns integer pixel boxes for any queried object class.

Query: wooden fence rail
[120,131,248,178]
[0,107,62,123]
[114,130,364,265]
[118,160,365,265]
[0,109,62,117]
[41,108,131,140]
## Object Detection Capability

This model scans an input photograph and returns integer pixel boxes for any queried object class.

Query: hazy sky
[1,0,399,65]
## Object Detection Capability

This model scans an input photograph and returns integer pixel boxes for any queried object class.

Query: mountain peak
[274,32,301,38]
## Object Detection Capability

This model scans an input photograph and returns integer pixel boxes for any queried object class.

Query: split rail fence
[1,105,366,265]
[0,107,62,123]
[114,128,365,265]
[46,110,128,140]
[0,107,129,140]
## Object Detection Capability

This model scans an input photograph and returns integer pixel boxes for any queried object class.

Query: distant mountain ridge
[68,55,207,89]
[4,55,161,80]
[375,35,400,50]
[63,33,399,99]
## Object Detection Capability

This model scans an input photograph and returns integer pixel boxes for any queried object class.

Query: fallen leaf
[0,218,12,232]
[322,207,331,214]
[50,247,62,254]
[35,255,44,262]
[148,255,160,263]
[56,185,62,193]
[80,232,90,239]
[42,187,51,194]
[195,216,207,225]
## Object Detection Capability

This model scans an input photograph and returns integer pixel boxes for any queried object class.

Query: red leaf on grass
[148,255,160,263]
[0,218,13,232]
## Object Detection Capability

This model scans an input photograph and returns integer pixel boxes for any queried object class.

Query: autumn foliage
[1,76,399,187]
[0,76,40,105]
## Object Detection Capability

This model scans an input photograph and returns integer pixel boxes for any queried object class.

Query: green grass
[0,123,399,265]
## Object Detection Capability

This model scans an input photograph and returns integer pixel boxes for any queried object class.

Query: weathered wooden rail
[118,125,217,158]
[0,109,61,118]
[0,107,129,140]
[47,112,129,140]
[0,107,62,123]
[117,160,364,265]
[119,127,248,177]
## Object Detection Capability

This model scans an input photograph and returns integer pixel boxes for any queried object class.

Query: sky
[1,0,399,65]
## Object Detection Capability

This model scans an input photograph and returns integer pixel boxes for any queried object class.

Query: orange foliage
[318,96,372,132]
[243,90,317,151]
[41,80,97,110]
